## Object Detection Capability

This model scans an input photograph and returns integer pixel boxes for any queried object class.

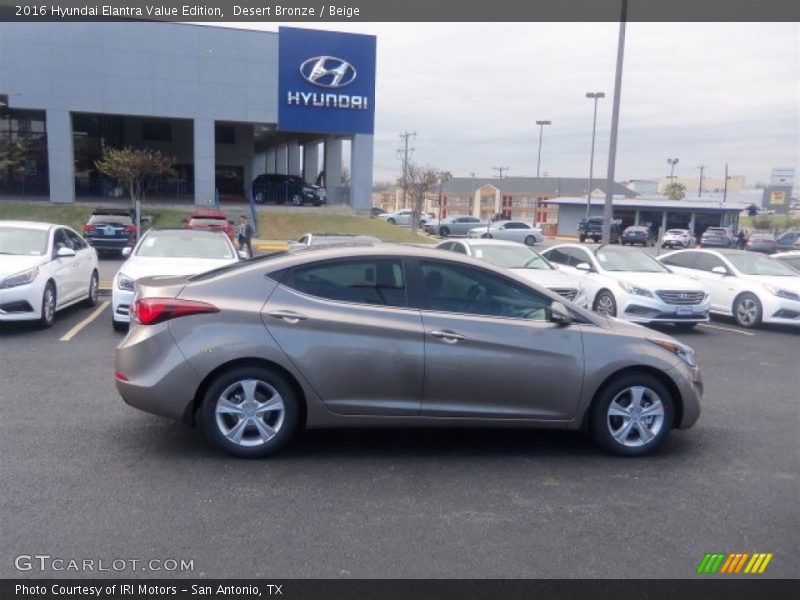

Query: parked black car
[620,226,654,246]
[699,227,734,248]
[83,207,137,256]
[578,217,623,244]
[251,174,325,206]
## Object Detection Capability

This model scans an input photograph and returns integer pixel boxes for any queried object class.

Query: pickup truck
[578,217,623,243]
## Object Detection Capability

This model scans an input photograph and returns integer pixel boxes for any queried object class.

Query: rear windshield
[188,251,289,281]
[0,226,49,256]
[189,218,228,226]
[89,214,132,225]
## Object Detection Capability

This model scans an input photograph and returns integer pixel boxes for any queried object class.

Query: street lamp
[535,120,551,178]
[667,157,679,182]
[585,92,605,219]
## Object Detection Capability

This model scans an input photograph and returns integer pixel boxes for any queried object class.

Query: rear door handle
[266,310,308,324]
[429,330,466,344]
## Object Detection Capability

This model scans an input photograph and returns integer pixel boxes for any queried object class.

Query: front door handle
[266,310,308,324]
[429,330,466,344]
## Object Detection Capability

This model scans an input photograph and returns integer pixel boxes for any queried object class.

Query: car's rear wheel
[439,227,450,237]
[291,194,302,206]
[202,366,300,458]
[387,218,396,225]
[83,271,99,307]
[593,290,617,317]
[39,282,56,328]
[579,235,586,243]
[482,233,493,239]
[590,373,674,456]
[733,293,762,328]
[524,235,536,246]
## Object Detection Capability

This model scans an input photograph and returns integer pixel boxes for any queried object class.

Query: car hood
[0,255,47,277]
[510,268,580,289]
[117,256,238,280]
[607,271,706,291]
[744,274,800,292]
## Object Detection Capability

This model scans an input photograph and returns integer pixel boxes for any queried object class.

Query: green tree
[94,145,175,206]
[664,181,686,201]
[0,137,29,173]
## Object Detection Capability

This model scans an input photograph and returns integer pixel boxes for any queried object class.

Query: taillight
[114,371,129,382]
[84,224,95,233]
[124,225,136,234]
[130,298,219,325]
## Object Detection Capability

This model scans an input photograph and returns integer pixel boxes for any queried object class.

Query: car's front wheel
[39,282,56,328]
[202,366,300,458]
[593,290,617,317]
[439,226,450,237]
[524,235,537,246]
[590,373,674,456]
[83,271,99,307]
[733,293,762,328]
[387,218,396,225]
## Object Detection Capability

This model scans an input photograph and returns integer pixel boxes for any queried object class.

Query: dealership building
[0,22,376,209]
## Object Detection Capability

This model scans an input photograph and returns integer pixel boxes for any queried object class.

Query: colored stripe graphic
[698,552,773,574]
[697,553,726,573]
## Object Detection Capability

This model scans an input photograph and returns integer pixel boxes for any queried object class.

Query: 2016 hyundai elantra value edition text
[115,245,702,458]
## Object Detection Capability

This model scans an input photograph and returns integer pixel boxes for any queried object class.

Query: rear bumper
[86,238,132,250]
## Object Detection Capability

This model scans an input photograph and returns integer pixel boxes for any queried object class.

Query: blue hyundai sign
[278,27,377,135]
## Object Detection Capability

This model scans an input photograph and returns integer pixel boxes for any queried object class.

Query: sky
[218,22,799,187]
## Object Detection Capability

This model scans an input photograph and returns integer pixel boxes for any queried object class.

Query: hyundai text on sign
[278,27,377,135]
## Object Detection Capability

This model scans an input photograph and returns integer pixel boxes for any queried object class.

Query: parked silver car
[115,245,702,458]
[466,221,544,245]
[425,216,488,237]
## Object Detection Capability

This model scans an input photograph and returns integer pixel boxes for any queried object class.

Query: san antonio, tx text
[16,584,278,596]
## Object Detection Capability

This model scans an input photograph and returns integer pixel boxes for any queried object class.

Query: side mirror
[549,301,572,326]
[121,247,132,258]
[575,262,592,272]
[56,246,75,258]
[711,266,728,275]
[237,250,249,260]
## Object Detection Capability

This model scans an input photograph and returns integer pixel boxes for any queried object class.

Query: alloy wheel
[42,286,56,325]
[735,295,760,327]
[214,379,286,447]
[594,292,617,317]
[606,386,665,448]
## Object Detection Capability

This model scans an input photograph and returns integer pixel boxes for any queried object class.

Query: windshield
[0,227,49,256]
[726,253,798,276]
[595,248,669,273]
[470,244,553,270]
[666,230,687,235]
[136,232,234,259]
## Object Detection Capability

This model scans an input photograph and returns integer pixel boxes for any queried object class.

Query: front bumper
[0,279,44,322]
[111,286,133,324]
[670,363,703,429]
[620,294,711,324]
[762,295,800,326]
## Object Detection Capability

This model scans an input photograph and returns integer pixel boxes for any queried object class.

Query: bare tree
[400,162,440,233]
[340,167,351,186]
[94,144,175,206]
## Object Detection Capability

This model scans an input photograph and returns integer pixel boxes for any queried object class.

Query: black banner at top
[0,0,799,22]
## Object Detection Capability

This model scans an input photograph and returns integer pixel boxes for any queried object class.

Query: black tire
[482,233,493,239]
[387,218,396,225]
[593,290,617,317]
[733,292,762,329]
[590,372,674,456]
[524,235,536,246]
[39,282,56,328]
[579,235,586,243]
[439,226,450,238]
[674,322,698,330]
[112,318,128,333]
[202,366,300,458]
[592,237,601,244]
[83,270,99,307]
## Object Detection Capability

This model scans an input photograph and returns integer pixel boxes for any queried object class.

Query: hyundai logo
[300,56,357,88]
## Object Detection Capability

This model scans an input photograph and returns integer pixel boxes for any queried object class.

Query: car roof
[190,210,227,218]
[444,238,529,248]
[0,220,55,231]
[143,228,229,238]
[773,251,800,258]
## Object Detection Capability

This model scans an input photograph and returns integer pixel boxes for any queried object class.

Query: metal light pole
[535,120,551,178]
[585,92,605,219]
[697,164,705,198]
[667,158,679,181]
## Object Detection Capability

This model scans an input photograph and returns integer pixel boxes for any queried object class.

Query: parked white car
[467,221,544,245]
[112,229,243,331]
[659,248,800,328]
[0,221,99,327]
[661,228,696,249]
[773,251,800,273]
[437,239,588,307]
[541,243,710,329]
[377,209,433,227]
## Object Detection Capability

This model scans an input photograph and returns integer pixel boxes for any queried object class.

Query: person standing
[737,229,747,250]
[237,214,253,258]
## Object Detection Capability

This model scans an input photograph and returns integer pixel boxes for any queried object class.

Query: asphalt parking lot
[1,249,797,579]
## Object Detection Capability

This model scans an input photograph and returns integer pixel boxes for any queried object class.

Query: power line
[492,166,509,179]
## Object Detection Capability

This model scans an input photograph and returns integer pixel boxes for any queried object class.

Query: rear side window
[65,229,87,250]
[283,259,407,308]
[53,229,73,251]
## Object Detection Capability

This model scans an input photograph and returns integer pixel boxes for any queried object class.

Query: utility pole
[723,163,729,204]
[535,121,551,178]
[492,166,509,179]
[398,131,416,209]
[602,0,627,244]
[697,164,705,198]
[585,92,605,219]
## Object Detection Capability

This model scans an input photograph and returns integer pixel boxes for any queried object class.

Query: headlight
[0,266,40,289]
[648,338,697,367]
[763,284,800,302]
[117,273,135,291]
[618,280,654,298]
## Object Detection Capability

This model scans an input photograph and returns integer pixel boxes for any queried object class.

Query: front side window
[283,258,407,307]
[661,252,698,269]
[544,247,570,266]
[695,253,727,273]
[420,260,551,320]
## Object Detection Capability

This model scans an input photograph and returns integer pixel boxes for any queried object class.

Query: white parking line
[60,301,110,342]
[698,323,756,336]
